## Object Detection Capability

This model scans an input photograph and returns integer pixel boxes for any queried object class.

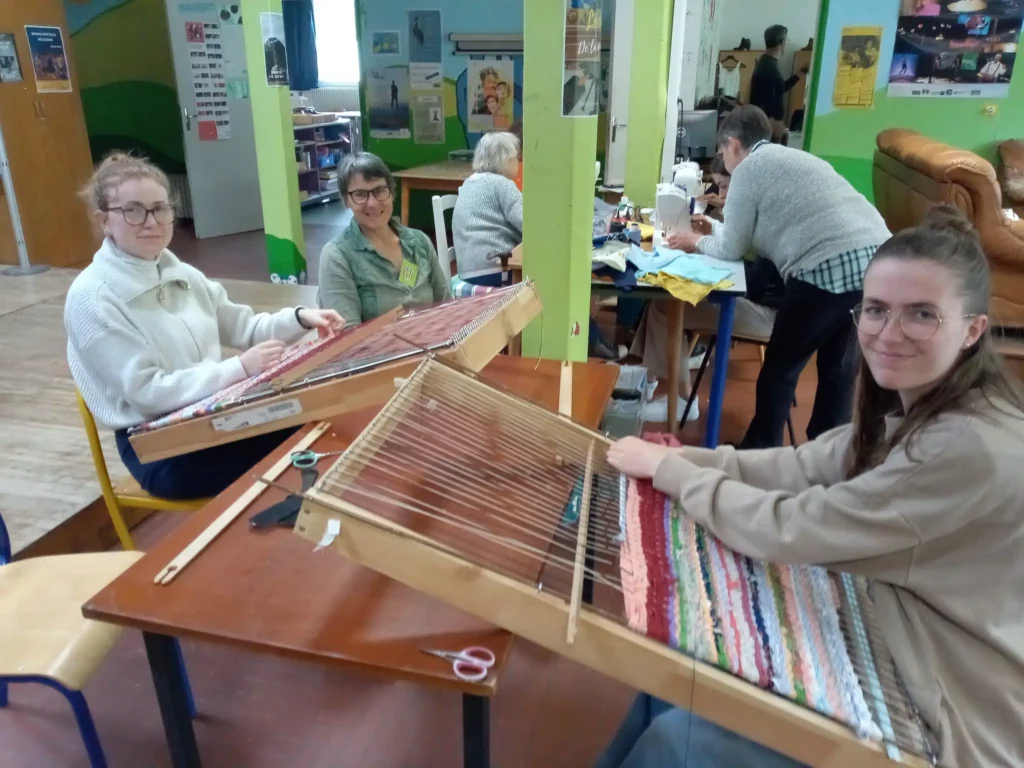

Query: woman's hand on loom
[298,308,345,338]
[606,437,674,480]
[240,340,286,376]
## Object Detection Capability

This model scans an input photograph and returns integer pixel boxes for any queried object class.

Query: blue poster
[408,10,441,64]
[24,25,71,93]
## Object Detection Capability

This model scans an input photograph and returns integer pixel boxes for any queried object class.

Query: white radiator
[169,174,193,220]
[293,86,360,113]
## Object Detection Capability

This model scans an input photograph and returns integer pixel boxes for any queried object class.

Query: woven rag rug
[619,476,884,743]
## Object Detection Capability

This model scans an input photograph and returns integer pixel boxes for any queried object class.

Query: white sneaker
[642,394,699,424]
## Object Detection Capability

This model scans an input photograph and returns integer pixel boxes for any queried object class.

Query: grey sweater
[451,172,523,278]
[696,144,891,278]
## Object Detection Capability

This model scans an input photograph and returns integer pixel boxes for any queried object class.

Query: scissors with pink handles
[421,646,496,682]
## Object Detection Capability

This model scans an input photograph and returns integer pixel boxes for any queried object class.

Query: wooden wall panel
[0,0,97,268]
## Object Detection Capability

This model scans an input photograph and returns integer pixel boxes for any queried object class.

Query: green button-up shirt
[317,218,451,324]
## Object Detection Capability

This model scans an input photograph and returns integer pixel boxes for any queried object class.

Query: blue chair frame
[0,513,195,767]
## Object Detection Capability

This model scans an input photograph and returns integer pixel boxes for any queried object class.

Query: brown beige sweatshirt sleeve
[652,416,993,572]
[673,425,852,491]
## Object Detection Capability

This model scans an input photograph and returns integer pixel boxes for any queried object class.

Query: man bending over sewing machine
[318,152,451,324]
[667,105,891,448]
[601,206,1024,768]
[65,153,344,499]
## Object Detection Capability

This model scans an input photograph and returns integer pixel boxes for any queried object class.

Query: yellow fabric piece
[638,272,734,305]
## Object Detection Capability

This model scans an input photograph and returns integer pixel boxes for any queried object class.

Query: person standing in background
[749,24,803,142]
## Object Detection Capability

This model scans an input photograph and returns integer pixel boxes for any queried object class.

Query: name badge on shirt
[399,259,419,288]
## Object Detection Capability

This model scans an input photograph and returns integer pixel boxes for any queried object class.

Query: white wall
[716,0,820,78]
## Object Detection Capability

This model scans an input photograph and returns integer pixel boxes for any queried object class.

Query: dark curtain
[282,0,318,91]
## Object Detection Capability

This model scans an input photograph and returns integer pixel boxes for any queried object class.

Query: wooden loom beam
[296,497,929,768]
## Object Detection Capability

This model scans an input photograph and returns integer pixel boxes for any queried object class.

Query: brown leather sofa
[999,139,1024,218]
[873,128,1024,328]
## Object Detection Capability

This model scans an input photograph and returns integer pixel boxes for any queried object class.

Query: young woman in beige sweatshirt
[600,206,1024,768]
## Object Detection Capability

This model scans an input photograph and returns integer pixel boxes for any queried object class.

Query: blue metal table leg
[173,638,196,718]
[706,296,737,448]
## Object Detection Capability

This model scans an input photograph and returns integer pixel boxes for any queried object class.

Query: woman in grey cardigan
[452,132,523,287]
[452,132,624,359]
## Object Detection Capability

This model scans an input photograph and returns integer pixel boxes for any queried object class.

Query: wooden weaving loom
[296,358,940,768]
[128,282,541,462]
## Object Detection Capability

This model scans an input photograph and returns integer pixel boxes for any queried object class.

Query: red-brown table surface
[82,355,618,767]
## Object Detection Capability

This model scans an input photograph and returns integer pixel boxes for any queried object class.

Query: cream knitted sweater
[65,239,308,430]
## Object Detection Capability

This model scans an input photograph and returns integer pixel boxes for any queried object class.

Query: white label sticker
[314,518,341,552]
[211,398,302,432]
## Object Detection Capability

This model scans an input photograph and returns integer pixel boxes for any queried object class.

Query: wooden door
[0,0,96,268]
[0,181,16,265]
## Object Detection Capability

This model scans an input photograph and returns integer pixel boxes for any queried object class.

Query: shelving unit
[293,111,363,208]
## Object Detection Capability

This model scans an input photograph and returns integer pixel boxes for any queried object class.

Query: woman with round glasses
[65,152,344,499]
[318,152,450,324]
[599,205,1024,768]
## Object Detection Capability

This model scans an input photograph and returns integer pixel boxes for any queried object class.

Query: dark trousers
[115,426,299,500]
[740,278,860,449]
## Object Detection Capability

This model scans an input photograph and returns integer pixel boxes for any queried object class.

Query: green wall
[65,0,185,174]
[807,0,1023,200]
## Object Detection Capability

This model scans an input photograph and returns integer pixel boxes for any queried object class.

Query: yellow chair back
[75,391,207,550]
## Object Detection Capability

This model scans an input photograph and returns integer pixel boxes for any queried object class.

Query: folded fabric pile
[628,245,734,304]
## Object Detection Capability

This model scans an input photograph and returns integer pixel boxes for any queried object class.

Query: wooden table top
[393,160,473,182]
[83,355,618,698]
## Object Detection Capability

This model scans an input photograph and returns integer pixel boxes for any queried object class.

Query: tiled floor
[169,202,353,282]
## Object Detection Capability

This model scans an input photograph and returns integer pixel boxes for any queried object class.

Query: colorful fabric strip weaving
[619,477,883,743]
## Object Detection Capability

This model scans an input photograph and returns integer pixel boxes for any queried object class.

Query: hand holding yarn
[606,436,675,480]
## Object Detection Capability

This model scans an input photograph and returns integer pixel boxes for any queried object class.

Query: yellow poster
[833,26,882,109]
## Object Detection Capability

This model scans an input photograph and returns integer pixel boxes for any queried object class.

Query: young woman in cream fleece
[600,206,1024,768]
[65,153,344,499]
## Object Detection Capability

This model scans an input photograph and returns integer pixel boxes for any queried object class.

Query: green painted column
[243,0,308,282]
[521,0,598,363]
[624,0,673,207]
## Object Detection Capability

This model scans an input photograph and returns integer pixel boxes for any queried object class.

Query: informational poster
[562,0,603,117]
[468,59,514,133]
[408,10,441,63]
[889,5,1021,98]
[187,21,230,140]
[260,11,288,86]
[372,31,401,56]
[413,93,445,144]
[367,67,411,139]
[24,26,71,93]
[410,62,442,90]
[0,33,22,83]
[833,26,882,108]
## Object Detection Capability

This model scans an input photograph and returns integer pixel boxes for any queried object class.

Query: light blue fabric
[595,694,808,768]
[629,245,734,286]
[625,244,677,275]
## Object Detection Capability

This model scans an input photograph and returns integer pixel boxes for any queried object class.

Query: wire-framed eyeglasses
[347,185,393,205]
[852,304,976,342]
[104,203,176,226]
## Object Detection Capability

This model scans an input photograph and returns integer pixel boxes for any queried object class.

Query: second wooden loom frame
[294,359,933,768]
[129,282,541,462]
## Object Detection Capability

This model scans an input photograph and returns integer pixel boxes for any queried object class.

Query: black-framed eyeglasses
[104,203,176,226]
[347,185,392,205]
[852,303,976,342]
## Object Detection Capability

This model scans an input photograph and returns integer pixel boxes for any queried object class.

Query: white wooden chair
[431,193,458,279]
[432,193,496,298]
